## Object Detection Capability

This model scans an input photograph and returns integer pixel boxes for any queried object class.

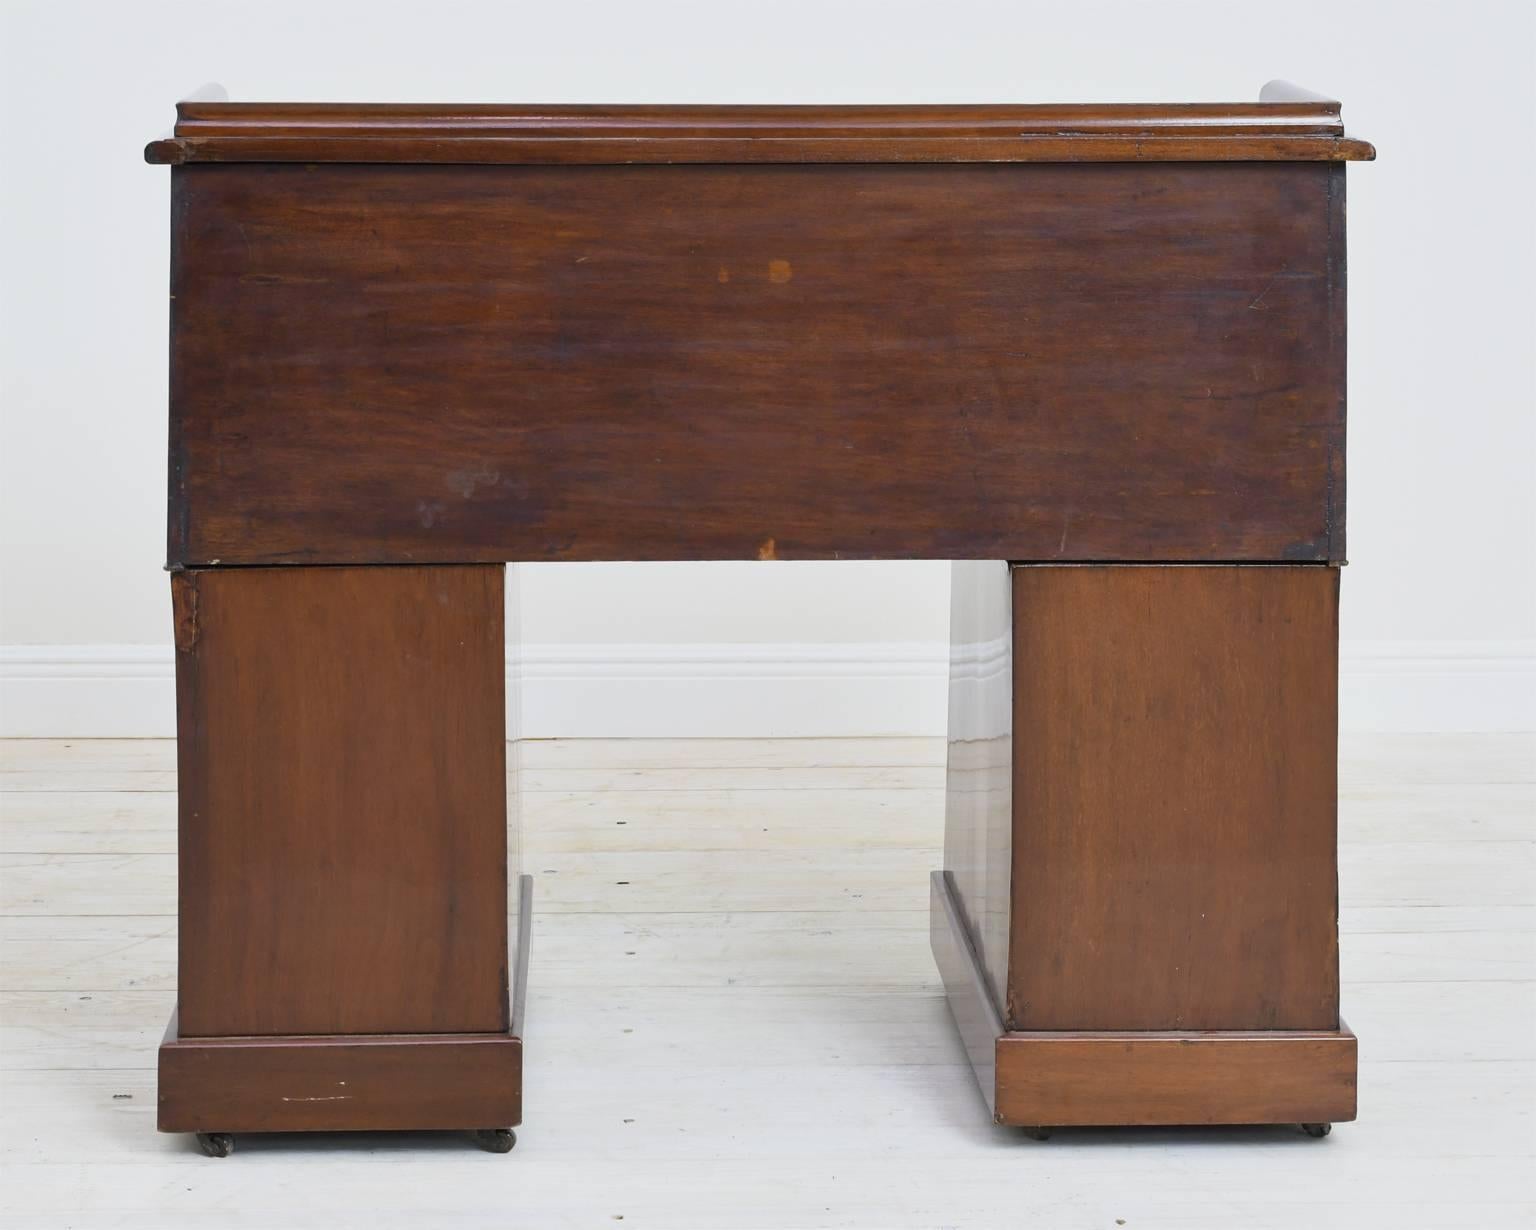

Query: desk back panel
[168,161,1345,566]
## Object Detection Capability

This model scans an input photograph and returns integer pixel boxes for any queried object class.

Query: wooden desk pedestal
[934,562,1355,1129]
[145,87,1371,1146]
[156,566,530,1143]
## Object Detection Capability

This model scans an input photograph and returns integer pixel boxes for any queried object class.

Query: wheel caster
[196,1132,234,1157]
[474,1127,516,1153]
[1301,1123,1332,1138]
[1021,1126,1052,1141]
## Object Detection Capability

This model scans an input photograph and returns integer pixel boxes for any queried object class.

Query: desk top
[145,82,1374,166]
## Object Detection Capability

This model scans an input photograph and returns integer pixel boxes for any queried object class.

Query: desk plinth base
[931,871,1357,1130]
[157,1024,523,1136]
[160,874,533,1144]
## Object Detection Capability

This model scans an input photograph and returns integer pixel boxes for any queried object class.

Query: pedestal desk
[144,84,1374,1152]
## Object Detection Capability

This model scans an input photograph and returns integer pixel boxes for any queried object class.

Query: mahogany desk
[144,84,1374,1153]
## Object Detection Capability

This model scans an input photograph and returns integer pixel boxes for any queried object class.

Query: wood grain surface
[993,1027,1357,1127]
[1007,565,1341,1032]
[167,161,1345,566]
[158,1016,522,1133]
[144,97,1375,165]
[172,565,509,1037]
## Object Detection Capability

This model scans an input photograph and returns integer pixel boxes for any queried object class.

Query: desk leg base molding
[931,871,1358,1129]
[993,1028,1357,1128]
[157,1025,523,1135]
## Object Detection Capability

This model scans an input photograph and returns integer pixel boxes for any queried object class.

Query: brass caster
[196,1132,234,1157]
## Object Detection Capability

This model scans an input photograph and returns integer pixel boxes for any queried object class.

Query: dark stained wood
[1326,162,1349,561]
[994,1026,1357,1127]
[173,565,509,1037]
[167,161,1346,567]
[942,562,1013,1008]
[149,93,1371,1136]
[930,871,1001,1116]
[158,1012,522,1133]
[1007,565,1341,1032]
[143,97,1375,165]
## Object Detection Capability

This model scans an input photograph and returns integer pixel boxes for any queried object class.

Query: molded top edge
[145,89,1376,165]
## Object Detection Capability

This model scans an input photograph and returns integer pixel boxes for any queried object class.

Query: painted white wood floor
[1,734,1533,1230]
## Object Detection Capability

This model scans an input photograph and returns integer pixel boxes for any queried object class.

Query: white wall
[2,0,1533,735]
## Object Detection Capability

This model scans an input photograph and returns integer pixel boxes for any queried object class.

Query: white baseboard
[513,642,946,739]
[1335,640,1536,735]
[2,646,176,739]
[2,640,1532,738]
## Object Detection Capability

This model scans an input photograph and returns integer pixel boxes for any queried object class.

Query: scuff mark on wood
[445,465,500,499]
[171,572,199,654]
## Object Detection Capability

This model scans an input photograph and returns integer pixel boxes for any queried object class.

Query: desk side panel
[1007,564,1341,1032]
[169,162,1344,565]
[174,564,509,1037]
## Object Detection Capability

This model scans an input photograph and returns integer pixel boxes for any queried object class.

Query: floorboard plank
[1,733,1532,1230]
